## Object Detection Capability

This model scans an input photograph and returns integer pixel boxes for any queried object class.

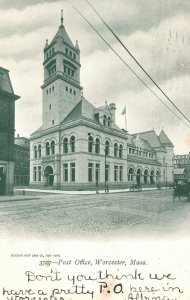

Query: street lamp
[165,162,168,189]
[105,147,107,193]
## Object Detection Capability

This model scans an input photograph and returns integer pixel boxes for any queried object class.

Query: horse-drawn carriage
[129,183,142,192]
[173,178,190,201]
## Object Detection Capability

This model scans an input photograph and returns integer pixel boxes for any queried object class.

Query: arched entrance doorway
[144,169,148,184]
[150,170,155,184]
[136,169,142,184]
[0,167,6,195]
[44,165,54,186]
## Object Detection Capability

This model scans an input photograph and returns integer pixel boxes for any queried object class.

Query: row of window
[66,86,76,95]
[63,163,76,182]
[95,114,111,127]
[46,86,55,94]
[128,167,161,183]
[103,115,111,127]
[33,166,42,182]
[88,136,123,157]
[33,137,124,158]
[128,147,154,159]
[34,163,123,183]
[46,47,55,60]
[65,48,76,60]
[48,65,56,76]
[64,65,75,77]
[33,164,163,184]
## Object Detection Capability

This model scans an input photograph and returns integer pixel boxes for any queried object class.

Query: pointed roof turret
[49,10,74,48]
[44,38,49,49]
[61,9,63,26]
[75,40,80,52]
[159,130,174,147]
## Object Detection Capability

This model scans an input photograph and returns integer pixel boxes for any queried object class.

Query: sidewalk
[0,187,169,202]
[15,186,166,195]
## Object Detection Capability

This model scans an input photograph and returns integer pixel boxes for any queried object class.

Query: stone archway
[44,165,54,186]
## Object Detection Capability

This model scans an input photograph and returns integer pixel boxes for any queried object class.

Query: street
[0,189,190,240]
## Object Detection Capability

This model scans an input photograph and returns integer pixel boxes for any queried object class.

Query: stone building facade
[127,130,174,186]
[173,153,190,180]
[30,15,174,190]
[0,67,20,195]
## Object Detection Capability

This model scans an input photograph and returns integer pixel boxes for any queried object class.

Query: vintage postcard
[0,0,190,299]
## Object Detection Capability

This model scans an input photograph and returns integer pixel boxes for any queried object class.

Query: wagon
[173,178,190,201]
[129,183,142,192]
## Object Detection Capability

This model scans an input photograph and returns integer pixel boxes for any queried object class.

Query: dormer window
[103,115,107,126]
[95,113,99,121]
[107,116,111,127]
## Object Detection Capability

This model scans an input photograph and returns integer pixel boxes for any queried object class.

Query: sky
[1,0,190,154]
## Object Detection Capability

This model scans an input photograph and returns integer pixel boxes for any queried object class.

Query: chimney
[109,103,116,124]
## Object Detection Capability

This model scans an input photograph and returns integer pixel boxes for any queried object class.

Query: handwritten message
[1,255,184,300]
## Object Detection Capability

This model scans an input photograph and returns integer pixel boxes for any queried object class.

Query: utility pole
[105,148,107,193]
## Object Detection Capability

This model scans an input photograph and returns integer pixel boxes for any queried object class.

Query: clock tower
[41,10,82,129]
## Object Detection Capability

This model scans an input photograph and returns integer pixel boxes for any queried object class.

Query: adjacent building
[127,130,174,185]
[30,14,174,190]
[173,153,190,180]
[14,135,30,186]
[0,67,20,195]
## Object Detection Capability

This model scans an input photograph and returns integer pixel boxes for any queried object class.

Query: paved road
[0,190,190,240]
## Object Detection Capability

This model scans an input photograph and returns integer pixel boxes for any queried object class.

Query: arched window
[103,115,107,126]
[114,143,118,157]
[95,138,100,154]
[34,145,37,158]
[105,140,110,156]
[38,144,41,158]
[128,168,134,181]
[51,140,55,155]
[136,168,142,184]
[63,138,68,153]
[144,169,148,184]
[88,136,93,153]
[119,144,123,158]
[107,116,111,127]
[150,170,154,184]
[156,170,160,182]
[46,142,50,155]
[70,136,75,152]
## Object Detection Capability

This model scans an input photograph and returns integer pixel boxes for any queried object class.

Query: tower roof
[61,97,98,124]
[159,129,174,147]
[50,24,75,48]
[132,130,166,151]
[0,67,20,100]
